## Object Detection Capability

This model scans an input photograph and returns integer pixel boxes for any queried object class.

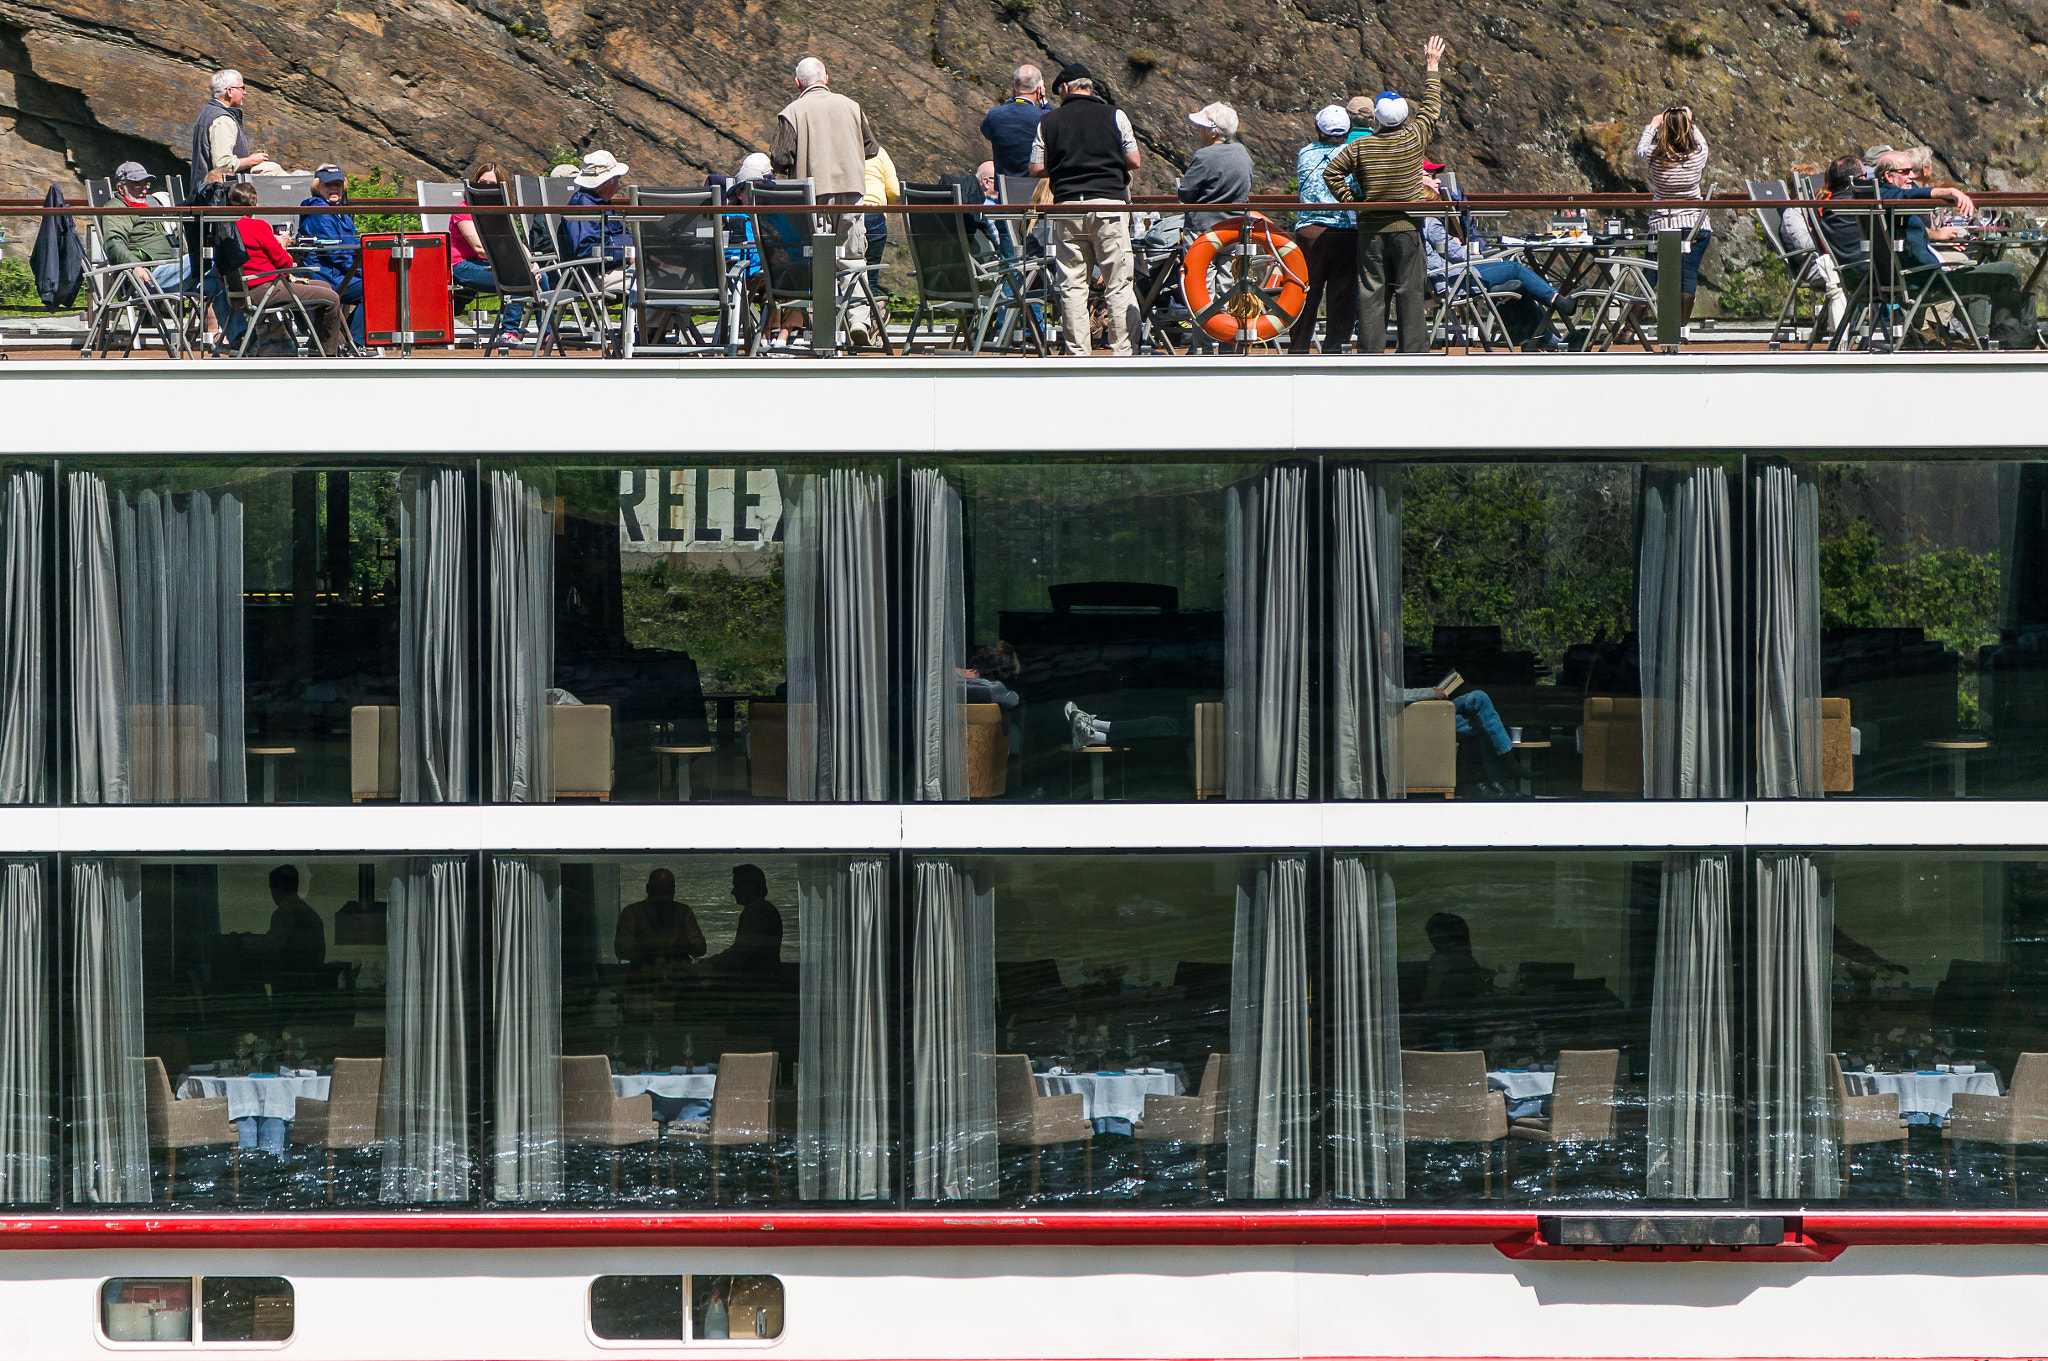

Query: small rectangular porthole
[589,1275,783,1346]
[100,1278,294,1348]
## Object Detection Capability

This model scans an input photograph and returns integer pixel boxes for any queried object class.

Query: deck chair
[512,175,563,265]
[529,176,620,354]
[466,179,602,358]
[80,178,191,358]
[249,172,318,236]
[1430,248,1529,352]
[1745,179,1834,347]
[415,181,465,235]
[900,182,1039,354]
[623,186,741,356]
[210,217,351,358]
[742,178,891,355]
[1832,197,1982,351]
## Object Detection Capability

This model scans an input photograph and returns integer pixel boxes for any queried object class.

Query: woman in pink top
[224,182,348,354]
[448,161,526,350]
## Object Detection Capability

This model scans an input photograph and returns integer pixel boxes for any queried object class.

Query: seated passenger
[698,864,784,976]
[958,640,1021,709]
[104,162,192,294]
[220,182,349,355]
[1419,910,1494,1051]
[448,161,529,352]
[1420,162,1574,350]
[563,150,630,298]
[297,164,365,345]
[1873,149,2035,347]
[615,869,705,976]
[1401,678,1528,797]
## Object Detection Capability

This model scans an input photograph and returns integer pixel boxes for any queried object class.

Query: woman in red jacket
[224,182,349,355]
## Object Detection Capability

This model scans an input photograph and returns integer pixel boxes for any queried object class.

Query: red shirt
[448,212,487,265]
[236,216,295,285]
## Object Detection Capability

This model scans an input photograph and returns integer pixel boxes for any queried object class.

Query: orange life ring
[1180,215,1309,344]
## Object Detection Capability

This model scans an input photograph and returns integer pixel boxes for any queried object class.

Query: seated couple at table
[615,865,785,980]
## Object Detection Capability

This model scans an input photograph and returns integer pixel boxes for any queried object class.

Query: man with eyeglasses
[190,68,276,187]
[1875,150,2035,346]
[102,162,192,294]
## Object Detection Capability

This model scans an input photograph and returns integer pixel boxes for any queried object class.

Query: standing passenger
[1028,64,1142,356]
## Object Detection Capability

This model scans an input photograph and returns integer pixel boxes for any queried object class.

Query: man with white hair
[770,57,881,344]
[981,64,1049,179]
[189,69,275,186]
[1178,101,1252,235]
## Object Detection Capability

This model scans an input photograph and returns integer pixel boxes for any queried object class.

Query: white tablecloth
[1842,1068,2000,1118]
[1487,1070,1557,1100]
[177,1073,329,1122]
[613,1073,718,1101]
[1034,1071,1182,1124]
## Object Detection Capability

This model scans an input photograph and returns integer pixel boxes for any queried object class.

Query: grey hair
[794,57,828,88]
[1012,64,1043,95]
[210,68,243,98]
[1874,149,1912,173]
[1062,77,1094,95]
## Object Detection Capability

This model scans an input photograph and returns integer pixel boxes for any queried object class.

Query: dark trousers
[1287,224,1358,353]
[1356,225,1428,354]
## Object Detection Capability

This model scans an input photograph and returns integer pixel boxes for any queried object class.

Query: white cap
[1188,102,1239,139]
[1314,105,1350,137]
[736,153,773,182]
[1374,94,1410,129]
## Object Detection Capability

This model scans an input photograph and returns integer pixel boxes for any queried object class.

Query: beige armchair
[1404,700,1456,798]
[350,705,400,802]
[144,1056,237,1199]
[668,1051,779,1202]
[1135,1053,1229,1193]
[965,702,1009,799]
[562,1054,658,1194]
[994,1054,1093,1195]
[1582,695,1855,794]
[1401,1049,1508,1197]
[1508,1049,1620,1191]
[1193,701,1224,800]
[1827,1053,1907,1193]
[1944,1052,2048,1198]
[289,1057,384,1200]
[550,704,614,801]
[748,702,788,799]
[128,705,211,802]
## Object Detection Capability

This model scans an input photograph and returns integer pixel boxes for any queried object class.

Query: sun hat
[572,150,630,189]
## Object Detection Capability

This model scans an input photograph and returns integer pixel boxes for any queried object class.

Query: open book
[1437,668,1464,697]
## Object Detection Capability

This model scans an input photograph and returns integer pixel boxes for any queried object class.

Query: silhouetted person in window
[701,863,785,977]
[615,868,706,976]
[1421,911,1493,1050]
[264,864,327,1001]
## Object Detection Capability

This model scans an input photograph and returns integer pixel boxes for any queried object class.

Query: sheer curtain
[1225,467,1310,800]
[1,469,45,803]
[70,858,149,1203]
[1755,464,1823,797]
[0,861,48,1202]
[797,857,891,1199]
[908,469,966,802]
[1329,855,1404,1199]
[488,468,554,803]
[400,468,471,803]
[785,470,889,801]
[1646,853,1734,1199]
[1638,466,1733,798]
[1227,857,1310,1200]
[1753,852,1840,1198]
[382,856,472,1202]
[69,472,246,804]
[909,859,996,1200]
[491,856,562,1202]
[1330,465,1404,800]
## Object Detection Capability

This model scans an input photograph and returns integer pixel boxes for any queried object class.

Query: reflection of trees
[622,558,786,693]
[1401,465,1637,677]
[1820,514,2000,725]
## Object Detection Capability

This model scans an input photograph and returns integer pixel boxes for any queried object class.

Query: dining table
[614,1069,718,1125]
[1840,1065,2000,1122]
[1034,1069,1183,1133]
[1487,1068,1555,1121]
[178,1070,330,1122]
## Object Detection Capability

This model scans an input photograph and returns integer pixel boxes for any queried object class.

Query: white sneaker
[1063,701,1098,750]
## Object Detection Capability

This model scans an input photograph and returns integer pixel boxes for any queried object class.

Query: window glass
[102,1278,193,1342]
[696,1274,783,1340]
[591,1274,684,1340]
[200,1277,294,1342]
[0,462,52,806]
[591,1275,783,1342]
[0,857,53,1205]
[481,459,891,803]
[68,854,468,1208]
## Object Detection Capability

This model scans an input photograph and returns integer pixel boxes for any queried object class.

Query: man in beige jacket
[771,57,881,346]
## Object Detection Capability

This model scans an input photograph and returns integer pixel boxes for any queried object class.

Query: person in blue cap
[297,165,365,345]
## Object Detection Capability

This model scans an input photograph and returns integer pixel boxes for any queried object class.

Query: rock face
[3,0,2046,288]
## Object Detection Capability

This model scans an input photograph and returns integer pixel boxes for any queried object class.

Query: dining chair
[1944,1052,2048,1200]
[562,1054,659,1196]
[1828,1053,1909,1194]
[667,1052,779,1203]
[993,1055,1092,1197]
[1134,1053,1229,1198]
[144,1057,238,1201]
[1400,1049,1509,1198]
[289,1057,384,1202]
[1506,1049,1620,1192]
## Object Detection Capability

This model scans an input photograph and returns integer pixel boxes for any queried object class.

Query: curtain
[1753,852,1840,1198]
[0,469,44,804]
[400,468,470,803]
[1225,467,1311,800]
[70,859,149,1203]
[910,860,996,1200]
[1638,466,1734,798]
[382,856,471,1202]
[797,857,891,1199]
[69,472,246,804]
[1329,855,1404,1199]
[908,469,966,802]
[491,856,562,1202]
[785,470,889,801]
[1227,857,1311,1200]
[1755,464,1823,798]
[0,861,48,1202]
[488,468,553,803]
[1330,465,1404,800]
[1646,853,1734,1199]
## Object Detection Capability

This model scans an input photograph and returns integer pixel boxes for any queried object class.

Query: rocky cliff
[3,0,2046,287]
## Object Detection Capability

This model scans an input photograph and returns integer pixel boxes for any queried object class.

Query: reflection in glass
[200,1276,294,1342]
[1329,466,1403,800]
[1752,852,1838,1196]
[797,858,891,1197]
[1329,856,1402,1197]
[1646,853,1734,1199]
[0,466,46,804]
[0,860,49,1202]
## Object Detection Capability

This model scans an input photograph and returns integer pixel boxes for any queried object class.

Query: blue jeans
[334,275,365,345]
[234,1116,287,1154]
[148,258,194,292]
[1453,690,1512,756]
[1472,259,1557,306]
[451,258,525,335]
[1643,230,1714,296]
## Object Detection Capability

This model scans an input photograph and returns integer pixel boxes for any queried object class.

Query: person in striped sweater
[1321,34,1446,354]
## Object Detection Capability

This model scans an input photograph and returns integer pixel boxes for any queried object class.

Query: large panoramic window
[0,462,51,806]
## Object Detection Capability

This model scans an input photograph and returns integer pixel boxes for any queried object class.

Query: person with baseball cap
[1179,101,1252,236]
[1289,106,1358,353]
[1028,63,1142,355]
[297,165,366,345]
[102,162,192,296]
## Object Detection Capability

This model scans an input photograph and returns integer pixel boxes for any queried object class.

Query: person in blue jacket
[298,164,364,345]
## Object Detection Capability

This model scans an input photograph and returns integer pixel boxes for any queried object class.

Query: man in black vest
[1028,64,1142,355]
[190,69,274,187]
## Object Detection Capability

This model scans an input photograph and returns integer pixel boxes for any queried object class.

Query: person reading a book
[1402,669,1528,796]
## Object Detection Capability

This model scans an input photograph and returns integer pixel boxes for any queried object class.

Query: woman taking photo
[1637,105,1711,333]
